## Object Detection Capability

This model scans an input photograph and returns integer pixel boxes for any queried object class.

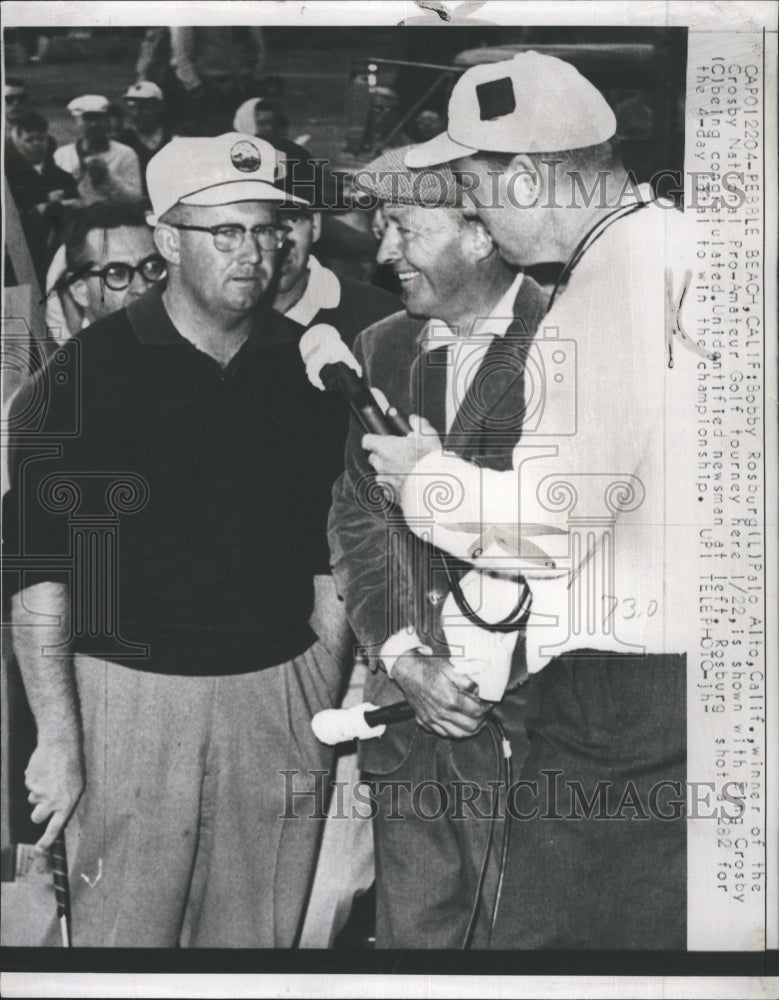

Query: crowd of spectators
[4,27,439,335]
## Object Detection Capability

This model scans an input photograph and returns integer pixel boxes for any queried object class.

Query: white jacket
[401,200,708,673]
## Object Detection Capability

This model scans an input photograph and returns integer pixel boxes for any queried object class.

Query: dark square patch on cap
[476,77,516,121]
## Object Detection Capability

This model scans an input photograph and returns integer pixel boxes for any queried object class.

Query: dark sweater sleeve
[304,387,351,577]
[3,340,86,595]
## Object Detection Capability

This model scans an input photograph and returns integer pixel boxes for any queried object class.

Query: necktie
[411,342,449,436]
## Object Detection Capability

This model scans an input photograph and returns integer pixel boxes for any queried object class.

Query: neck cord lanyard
[547,199,650,312]
[548,198,718,367]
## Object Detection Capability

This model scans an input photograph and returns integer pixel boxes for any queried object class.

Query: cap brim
[181,180,308,207]
[405,131,477,168]
[146,180,308,225]
[276,200,316,213]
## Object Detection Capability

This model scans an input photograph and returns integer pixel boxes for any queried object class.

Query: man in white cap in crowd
[362,52,702,948]
[327,145,548,948]
[54,94,143,204]
[118,81,172,181]
[5,133,348,946]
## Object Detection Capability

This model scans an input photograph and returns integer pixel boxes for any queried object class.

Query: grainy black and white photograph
[1,2,776,998]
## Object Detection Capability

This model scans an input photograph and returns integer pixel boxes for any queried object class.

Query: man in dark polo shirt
[4,133,347,947]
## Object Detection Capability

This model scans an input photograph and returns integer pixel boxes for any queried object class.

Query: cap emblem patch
[230,140,262,172]
[476,77,516,121]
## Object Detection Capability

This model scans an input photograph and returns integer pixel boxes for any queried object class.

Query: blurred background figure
[135,27,170,87]
[28,32,53,65]
[365,87,402,144]
[256,74,285,103]
[409,108,445,143]
[346,86,409,156]
[119,82,172,186]
[244,96,288,143]
[169,26,266,135]
[4,111,79,288]
[53,94,143,204]
[108,101,126,142]
[4,77,56,158]
[106,101,127,142]
[4,78,30,124]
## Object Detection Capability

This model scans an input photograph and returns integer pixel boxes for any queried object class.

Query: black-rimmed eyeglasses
[81,254,167,291]
[169,223,290,253]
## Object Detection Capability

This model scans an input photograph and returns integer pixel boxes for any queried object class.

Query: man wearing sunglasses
[5,134,348,947]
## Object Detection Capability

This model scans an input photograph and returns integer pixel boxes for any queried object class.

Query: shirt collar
[126,285,295,348]
[419,271,524,351]
[283,255,341,327]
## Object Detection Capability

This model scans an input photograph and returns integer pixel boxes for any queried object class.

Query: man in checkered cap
[6,133,349,946]
[362,52,699,948]
[328,145,549,947]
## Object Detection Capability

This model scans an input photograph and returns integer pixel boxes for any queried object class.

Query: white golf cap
[145,132,308,224]
[67,94,110,116]
[124,81,164,101]
[406,51,616,167]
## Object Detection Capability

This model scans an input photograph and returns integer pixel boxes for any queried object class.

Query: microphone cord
[488,716,513,942]
[461,715,513,949]
[442,553,532,632]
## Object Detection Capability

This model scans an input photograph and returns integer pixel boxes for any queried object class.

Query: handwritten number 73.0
[603,596,658,621]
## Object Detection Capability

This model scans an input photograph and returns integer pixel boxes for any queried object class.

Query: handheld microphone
[387,408,413,435]
[370,387,414,435]
[311,700,415,745]
[299,324,411,436]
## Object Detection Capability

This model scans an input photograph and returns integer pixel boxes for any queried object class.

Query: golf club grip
[50,832,71,915]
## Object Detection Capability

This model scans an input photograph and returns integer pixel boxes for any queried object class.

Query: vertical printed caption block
[685,30,768,951]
